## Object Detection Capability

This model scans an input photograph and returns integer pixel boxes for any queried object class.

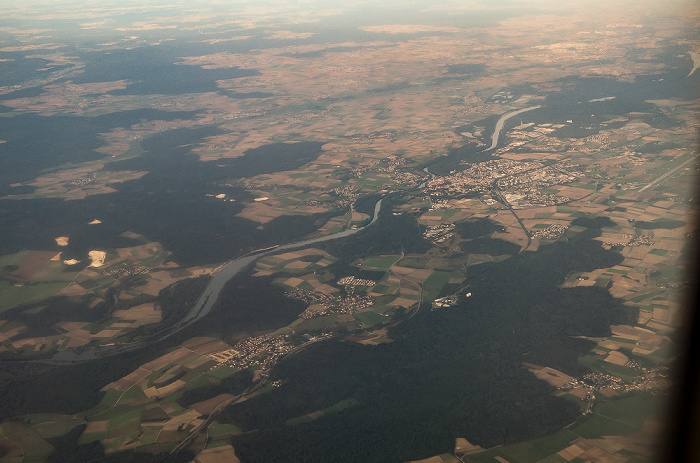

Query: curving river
[485,105,541,151]
[43,199,383,364]
[180,198,383,328]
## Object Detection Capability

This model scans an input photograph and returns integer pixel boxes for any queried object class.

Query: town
[425,158,584,209]
[287,276,377,320]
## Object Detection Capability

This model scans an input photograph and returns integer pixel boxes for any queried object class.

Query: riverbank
[486,105,541,151]
[41,199,383,364]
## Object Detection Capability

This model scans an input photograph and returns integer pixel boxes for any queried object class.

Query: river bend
[46,199,383,364]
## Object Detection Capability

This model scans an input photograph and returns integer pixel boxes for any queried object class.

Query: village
[103,261,152,280]
[531,224,569,239]
[603,233,655,248]
[207,331,336,372]
[207,334,293,372]
[0,1,694,461]
[287,275,377,319]
[560,365,671,403]
[423,223,456,244]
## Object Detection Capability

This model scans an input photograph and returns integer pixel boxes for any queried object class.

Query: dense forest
[0,197,637,462]
[215,215,634,462]
[0,109,198,195]
[319,194,430,261]
[0,121,329,266]
[187,273,308,344]
[72,46,258,96]
[455,217,505,239]
[262,209,339,243]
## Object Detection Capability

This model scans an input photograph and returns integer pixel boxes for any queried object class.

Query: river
[485,105,541,151]
[45,199,383,364]
[419,166,436,188]
[688,51,700,78]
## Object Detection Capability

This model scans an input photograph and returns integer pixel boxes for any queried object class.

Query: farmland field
[0,0,696,461]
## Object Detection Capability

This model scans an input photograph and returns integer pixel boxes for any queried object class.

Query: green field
[78,431,106,445]
[139,428,161,445]
[95,388,123,410]
[182,374,215,390]
[649,344,677,359]
[0,281,70,313]
[107,407,143,431]
[295,315,339,332]
[0,250,31,268]
[118,385,149,404]
[5,427,56,460]
[88,403,135,422]
[577,356,639,382]
[594,394,666,428]
[372,294,399,308]
[206,438,234,449]
[466,254,511,266]
[628,289,666,303]
[208,365,238,380]
[270,279,296,291]
[371,283,398,295]
[469,429,578,463]
[569,413,636,439]
[441,209,460,221]
[181,362,214,384]
[570,182,597,190]
[139,249,170,266]
[208,422,241,438]
[422,271,453,301]
[189,359,219,376]
[31,417,84,439]
[361,255,401,270]
[285,414,314,426]
[141,406,170,422]
[354,311,388,326]
[324,398,360,415]
[27,261,81,282]
[286,398,360,427]
[103,431,142,452]
[157,390,187,411]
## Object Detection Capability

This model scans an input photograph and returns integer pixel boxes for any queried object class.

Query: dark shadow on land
[213,216,637,462]
[661,206,700,463]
